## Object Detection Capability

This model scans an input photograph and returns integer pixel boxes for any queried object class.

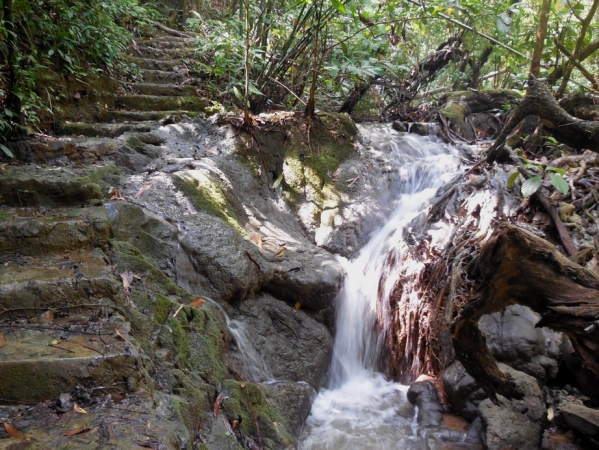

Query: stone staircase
[59,33,205,138]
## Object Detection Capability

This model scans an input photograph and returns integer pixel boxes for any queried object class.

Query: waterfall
[300,126,461,449]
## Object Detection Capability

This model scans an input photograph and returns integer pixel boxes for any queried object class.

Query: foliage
[185,0,599,115]
[507,160,569,197]
[0,0,157,137]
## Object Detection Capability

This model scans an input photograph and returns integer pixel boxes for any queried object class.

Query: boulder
[407,380,445,427]
[479,304,564,382]
[478,364,546,450]
[442,360,487,421]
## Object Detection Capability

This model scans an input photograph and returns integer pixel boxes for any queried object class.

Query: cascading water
[300,126,461,449]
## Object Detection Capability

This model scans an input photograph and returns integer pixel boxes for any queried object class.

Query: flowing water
[300,127,461,449]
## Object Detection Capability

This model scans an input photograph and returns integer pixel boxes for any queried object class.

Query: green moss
[172,170,248,237]
[154,293,173,324]
[221,380,294,448]
[0,211,13,219]
[109,240,189,299]
[439,103,465,124]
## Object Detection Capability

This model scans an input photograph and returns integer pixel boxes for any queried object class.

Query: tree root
[452,223,599,403]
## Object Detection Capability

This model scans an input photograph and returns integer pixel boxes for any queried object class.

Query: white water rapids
[299,127,462,449]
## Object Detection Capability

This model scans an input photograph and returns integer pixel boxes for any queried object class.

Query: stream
[299,127,461,449]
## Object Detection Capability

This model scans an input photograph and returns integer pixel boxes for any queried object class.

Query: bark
[486,79,599,163]
[453,223,599,403]
[337,77,379,114]
[529,0,552,78]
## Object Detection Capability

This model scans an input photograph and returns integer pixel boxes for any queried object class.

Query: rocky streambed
[1,106,599,450]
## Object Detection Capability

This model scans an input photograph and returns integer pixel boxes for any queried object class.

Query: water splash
[300,126,461,449]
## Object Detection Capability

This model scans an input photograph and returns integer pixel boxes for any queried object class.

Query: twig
[148,20,192,38]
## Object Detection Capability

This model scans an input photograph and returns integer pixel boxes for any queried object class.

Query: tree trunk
[486,79,599,163]
[338,77,379,114]
[452,223,599,403]
[529,0,552,78]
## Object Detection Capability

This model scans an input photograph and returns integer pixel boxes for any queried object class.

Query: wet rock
[265,249,344,311]
[261,381,314,441]
[479,304,564,382]
[113,144,153,173]
[232,293,332,390]
[0,206,112,256]
[0,163,120,206]
[407,380,445,427]
[559,403,599,437]
[442,360,487,421]
[478,364,545,450]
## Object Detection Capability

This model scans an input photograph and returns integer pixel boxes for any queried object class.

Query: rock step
[126,82,198,97]
[0,206,111,256]
[57,121,154,138]
[128,56,184,71]
[131,46,194,59]
[0,163,121,207]
[97,109,200,123]
[116,95,205,112]
[0,321,139,402]
[0,249,120,314]
[134,37,196,49]
[138,69,187,84]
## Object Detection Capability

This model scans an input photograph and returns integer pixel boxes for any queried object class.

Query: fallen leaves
[134,183,153,199]
[252,235,264,254]
[64,427,92,437]
[73,404,88,414]
[120,270,140,292]
[109,188,125,200]
[213,393,224,417]
[0,333,5,349]
[295,302,301,309]
[4,423,26,440]
[190,297,206,308]
[30,310,54,324]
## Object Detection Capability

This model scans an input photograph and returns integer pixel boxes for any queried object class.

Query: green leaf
[507,171,520,188]
[0,143,14,159]
[331,0,346,14]
[548,172,569,195]
[273,173,284,189]
[232,86,242,101]
[521,175,542,197]
[525,163,542,171]
[545,166,566,175]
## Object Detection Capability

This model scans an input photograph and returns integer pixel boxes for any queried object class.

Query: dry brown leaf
[110,188,124,200]
[294,302,301,309]
[252,235,264,254]
[73,404,88,414]
[30,310,54,324]
[213,393,224,417]
[0,334,6,349]
[232,419,240,430]
[190,297,206,308]
[134,183,153,199]
[186,198,197,214]
[64,427,92,437]
[120,270,140,290]
[4,423,26,440]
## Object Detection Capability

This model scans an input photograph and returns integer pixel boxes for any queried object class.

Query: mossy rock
[171,169,248,237]
[221,380,294,449]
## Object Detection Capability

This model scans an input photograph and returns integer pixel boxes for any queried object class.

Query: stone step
[97,110,200,123]
[128,56,184,71]
[0,163,121,207]
[131,45,194,59]
[116,95,205,112]
[0,319,139,402]
[0,389,174,447]
[134,37,195,49]
[0,206,111,256]
[126,82,198,97]
[57,121,154,138]
[0,249,120,314]
[139,69,186,84]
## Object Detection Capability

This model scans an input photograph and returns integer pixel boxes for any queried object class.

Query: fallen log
[452,223,599,402]
[486,79,599,163]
